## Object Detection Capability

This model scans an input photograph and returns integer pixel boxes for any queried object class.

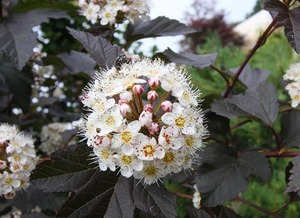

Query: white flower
[80,58,206,185]
[111,120,141,155]
[134,135,165,160]
[117,153,143,177]
[0,124,38,199]
[95,105,124,136]
[93,146,116,171]
[107,0,124,12]
[161,103,197,135]
[82,2,100,24]
[158,126,183,150]
[99,6,117,25]
[284,63,300,108]
[193,185,201,209]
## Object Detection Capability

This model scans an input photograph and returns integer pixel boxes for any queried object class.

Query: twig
[170,191,193,200]
[269,126,281,151]
[210,64,229,85]
[0,0,3,22]
[235,196,282,218]
[231,119,252,130]
[223,16,279,98]
[274,200,292,213]
[262,151,300,158]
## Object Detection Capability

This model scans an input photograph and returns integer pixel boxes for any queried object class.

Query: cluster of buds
[78,0,150,25]
[80,58,207,185]
[0,124,38,199]
[283,62,300,108]
[40,122,75,155]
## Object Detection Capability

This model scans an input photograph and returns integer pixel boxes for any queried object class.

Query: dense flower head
[40,122,75,155]
[0,124,38,199]
[80,58,207,185]
[283,63,300,108]
[78,0,150,25]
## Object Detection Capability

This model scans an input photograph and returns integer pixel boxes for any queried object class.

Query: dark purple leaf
[281,110,300,147]
[196,144,271,207]
[160,48,218,70]
[265,1,300,53]
[0,9,69,70]
[31,145,98,192]
[216,206,241,218]
[57,50,96,76]
[211,98,250,119]
[67,27,123,69]
[286,156,300,195]
[0,55,32,112]
[186,207,210,218]
[228,65,270,89]
[125,16,196,43]
[226,82,278,126]
[133,182,177,218]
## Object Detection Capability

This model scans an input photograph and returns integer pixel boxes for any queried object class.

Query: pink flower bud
[120,103,132,117]
[139,111,152,127]
[143,104,153,112]
[148,122,160,135]
[132,85,144,95]
[148,77,161,89]
[161,100,173,112]
[147,90,158,102]
[120,91,133,102]
[0,160,7,170]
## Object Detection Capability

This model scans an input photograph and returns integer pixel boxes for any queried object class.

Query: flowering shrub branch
[1,0,300,217]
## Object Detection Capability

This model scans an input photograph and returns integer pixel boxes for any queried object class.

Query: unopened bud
[148,122,160,135]
[143,104,153,112]
[161,100,173,112]
[148,77,161,89]
[120,91,133,102]
[147,90,158,102]
[132,85,144,95]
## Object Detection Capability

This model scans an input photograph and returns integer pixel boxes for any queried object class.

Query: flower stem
[0,0,3,22]
[223,16,279,98]
[153,91,170,116]
[235,196,282,218]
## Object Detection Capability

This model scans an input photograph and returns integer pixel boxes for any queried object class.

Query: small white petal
[132,160,143,171]
[161,113,175,125]
[122,144,133,156]
[121,166,133,178]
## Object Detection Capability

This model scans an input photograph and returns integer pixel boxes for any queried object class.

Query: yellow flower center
[101,150,110,159]
[144,165,156,176]
[105,12,111,19]
[185,136,195,147]
[5,178,13,185]
[143,145,155,157]
[105,116,115,126]
[163,151,175,164]
[121,155,132,165]
[175,116,186,127]
[121,131,132,143]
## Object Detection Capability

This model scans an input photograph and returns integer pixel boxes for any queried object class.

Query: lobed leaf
[0,9,69,70]
[160,48,218,70]
[226,82,278,126]
[67,27,123,69]
[280,110,300,147]
[228,65,270,89]
[196,144,271,207]
[286,156,300,195]
[265,0,300,53]
[31,145,98,192]
[211,98,249,119]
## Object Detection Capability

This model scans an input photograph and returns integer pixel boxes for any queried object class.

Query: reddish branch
[223,16,279,98]
[235,196,282,218]
[262,151,300,158]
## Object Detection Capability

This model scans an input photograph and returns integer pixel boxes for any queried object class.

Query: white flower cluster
[78,0,150,25]
[40,122,74,155]
[283,62,300,108]
[0,124,38,199]
[80,58,207,185]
